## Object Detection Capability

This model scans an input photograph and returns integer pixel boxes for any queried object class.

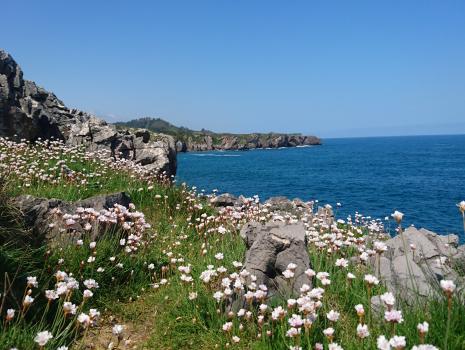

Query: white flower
[213,291,224,302]
[57,347,69,350]
[411,345,438,350]
[335,258,349,268]
[189,292,198,300]
[347,272,356,280]
[63,302,77,315]
[34,331,53,346]
[391,210,404,223]
[380,292,396,307]
[45,290,58,301]
[326,310,340,322]
[354,304,365,316]
[112,324,124,335]
[287,263,297,271]
[83,279,99,289]
[222,321,233,332]
[288,314,304,328]
[282,269,294,279]
[374,241,388,253]
[323,327,334,337]
[440,279,456,294]
[89,308,100,319]
[271,306,286,320]
[316,272,330,281]
[389,335,406,348]
[6,309,15,321]
[27,276,38,288]
[384,310,403,324]
[89,241,96,249]
[457,201,465,213]
[364,274,379,286]
[417,321,429,334]
[214,253,224,260]
[356,323,370,338]
[286,327,299,338]
[232,335,240,343]
[328,344,343,350]
[23,295,34,307]
[77,313,90,325]
[377,335,391,350]
[83,289,93,298]
[305,268,316,278]
[232,261,243,268]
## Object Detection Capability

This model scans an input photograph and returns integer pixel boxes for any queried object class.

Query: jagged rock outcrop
[369,226,464,302]
[13,192,131,245]
[0,49,176,176]
[240,221,312,298]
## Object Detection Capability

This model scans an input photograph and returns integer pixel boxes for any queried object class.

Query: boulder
[13,192,131,245]
[240,221,312,298]
[210,193,240,207]
[370,226,460,301]
[264,197,311,217]
[0,49,176,177]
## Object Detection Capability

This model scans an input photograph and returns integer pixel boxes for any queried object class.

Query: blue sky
[3,1,465,137]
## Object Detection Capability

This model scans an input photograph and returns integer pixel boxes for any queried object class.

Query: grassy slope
[1,140,464,349]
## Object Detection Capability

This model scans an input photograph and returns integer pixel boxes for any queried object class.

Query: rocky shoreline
[116,118,322,153]
[175,133,321,152]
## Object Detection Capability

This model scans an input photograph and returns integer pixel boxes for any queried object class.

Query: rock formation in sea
[0,50,176,176]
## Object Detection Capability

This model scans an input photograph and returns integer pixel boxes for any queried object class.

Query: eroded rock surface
[0,49,176,176]
[13,192,131,244]
[370,226,463,301]
[240,221,312,298]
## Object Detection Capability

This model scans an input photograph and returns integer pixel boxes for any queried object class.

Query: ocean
[177,135,465,240]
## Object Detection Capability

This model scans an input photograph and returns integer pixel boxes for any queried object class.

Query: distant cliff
[116,117,322,152]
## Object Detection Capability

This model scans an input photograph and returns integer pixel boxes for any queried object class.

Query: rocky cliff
[177,133,321,152]
[117,117,322,153]
[0,50,176,176]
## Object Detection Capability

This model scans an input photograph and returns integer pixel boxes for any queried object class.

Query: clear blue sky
[3,1,465,137]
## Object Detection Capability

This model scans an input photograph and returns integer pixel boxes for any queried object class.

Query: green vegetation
[115,117,305,146]
[0,137,464,349]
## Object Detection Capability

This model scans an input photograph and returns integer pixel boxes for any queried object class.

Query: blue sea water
[177,135,465,240]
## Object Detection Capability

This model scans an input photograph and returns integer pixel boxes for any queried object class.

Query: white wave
[191,153,241,157]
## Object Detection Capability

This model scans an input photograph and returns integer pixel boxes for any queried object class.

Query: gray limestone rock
[210,193,240,207]
[240,221,312,298]
[0,49,176,177]
[13,192,131,245]
[370,226,461,302]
